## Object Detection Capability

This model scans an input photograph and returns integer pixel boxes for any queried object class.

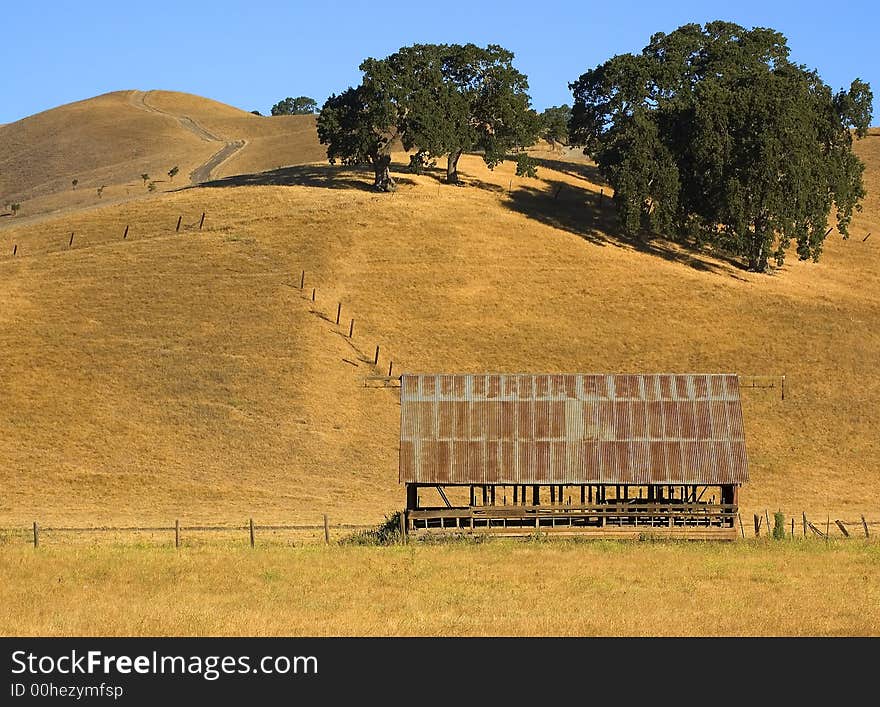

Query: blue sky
[1,0,877,123]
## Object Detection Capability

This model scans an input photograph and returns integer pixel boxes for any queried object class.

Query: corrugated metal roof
[399,374,749,485]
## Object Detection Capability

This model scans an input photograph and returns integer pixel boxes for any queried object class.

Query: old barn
[399,373,748,539]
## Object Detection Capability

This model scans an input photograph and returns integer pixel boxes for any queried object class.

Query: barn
[399,373,748,539]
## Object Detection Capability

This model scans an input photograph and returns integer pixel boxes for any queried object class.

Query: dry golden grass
[0,135,879,528]
[0,107,879,636]
[1,540,877,636]
[0,90,323,222]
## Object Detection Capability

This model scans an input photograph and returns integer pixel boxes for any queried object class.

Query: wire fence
[0,516,381,549]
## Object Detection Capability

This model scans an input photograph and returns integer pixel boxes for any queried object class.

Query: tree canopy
[569,21,873,271]
[317,43,540,189]
[539,105,572,148]
[271,96,318,115]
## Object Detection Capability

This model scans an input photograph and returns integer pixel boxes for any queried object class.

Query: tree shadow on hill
[506,178,750,279]
[525,154,605,185]
[192,163,416,192]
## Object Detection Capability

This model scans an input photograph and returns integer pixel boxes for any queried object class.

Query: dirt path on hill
[128,90,247,183]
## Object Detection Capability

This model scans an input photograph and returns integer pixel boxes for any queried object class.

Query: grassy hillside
[1,131,878,529]
[0,90,323,221]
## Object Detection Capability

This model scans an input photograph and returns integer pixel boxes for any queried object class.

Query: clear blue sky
[2,0,877,123]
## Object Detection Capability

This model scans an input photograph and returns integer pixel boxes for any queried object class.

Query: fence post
[69,232,75,248]
[33,521,39,548]
[123,225,129,240]
[803,512,807,538]
[790,517,794,538]
[249,518,255,548]
[399,511,407,544]
[175,519,180,548]
[323,514,330,545]
[863,515,870,538]
[176,216,182,232]
[373,345,379,365]
[348,319,354,338]
[754,514,760,537]
[336,302,341,325]
[388,361,393,377]
[311,288,316,302]
[765,509,771,533]
[781,374,786,401]
[835,520,849,538]
[738,512,745,538]
[12,244,17,257]
[199,212,206,230]
[300,271,305,289]
[826,515,830,543]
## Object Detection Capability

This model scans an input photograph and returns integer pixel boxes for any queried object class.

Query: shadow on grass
[505,178,750,279]
[192,163,417,192]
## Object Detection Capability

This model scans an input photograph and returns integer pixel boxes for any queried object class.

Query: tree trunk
[446,150,463,184]
[748,218,769,272]
[372,154,397,192]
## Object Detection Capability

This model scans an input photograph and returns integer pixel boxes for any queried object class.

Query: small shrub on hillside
[340,511,403,546]
[773,512,786,540]
[515,153,537,178]
[407,151,435,175]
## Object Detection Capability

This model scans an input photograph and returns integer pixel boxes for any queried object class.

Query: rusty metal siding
[399,373,749,485]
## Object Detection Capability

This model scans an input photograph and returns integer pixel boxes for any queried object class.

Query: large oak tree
[569,22,872,271]
[317,43,540,189]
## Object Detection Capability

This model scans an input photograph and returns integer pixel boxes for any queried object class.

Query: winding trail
[128,90,247,184]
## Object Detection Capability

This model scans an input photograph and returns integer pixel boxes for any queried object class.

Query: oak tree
[569,22,872,270]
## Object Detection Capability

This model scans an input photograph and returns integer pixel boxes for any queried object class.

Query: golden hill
[0,90,324,221]
[0,129,878,530]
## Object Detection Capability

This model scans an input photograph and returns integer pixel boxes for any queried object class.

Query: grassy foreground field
[2,540,878,636]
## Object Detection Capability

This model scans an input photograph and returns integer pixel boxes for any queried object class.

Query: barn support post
[469,486,475,507]
[532,485,540,505]
[581,486,586,504]
[406,484,418,511]
[513,486,518,505]
[550,486,556,504]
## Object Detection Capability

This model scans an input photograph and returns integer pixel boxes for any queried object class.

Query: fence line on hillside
[5,516,380,549]
[740,510,877,540]
[3,210,209,261]
[3,510,877,548]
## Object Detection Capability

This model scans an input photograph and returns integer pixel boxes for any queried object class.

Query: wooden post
[754,514,761,537]
[826,515,830,543]
[790,517,795,538]
[803,512,807,538]
[863,515,870,538]
[249,518,255,547]
[373,345,379,365]
[336,302,342,325]
[69,232,74,248]
[300,271,305,289]
[33,521,38,548]
[175,519,180,548]
[348,319,354,338]
[311,288,316,302]
[388,361,393,377]
[863,232,872,242]
[123,225,129,240]
[399,511,407,544]
[199,212,206,230]
[765,509,771,533]
[176,216,182,232]
[323,514,330,544]
[781,375,786,401]
[738,513,745,538]
[12,244,17,257]
[835,520,849,538]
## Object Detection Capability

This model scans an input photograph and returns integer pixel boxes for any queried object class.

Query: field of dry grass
[1,539,877,636]
[0,90,323,222]
[0,93,878,635]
